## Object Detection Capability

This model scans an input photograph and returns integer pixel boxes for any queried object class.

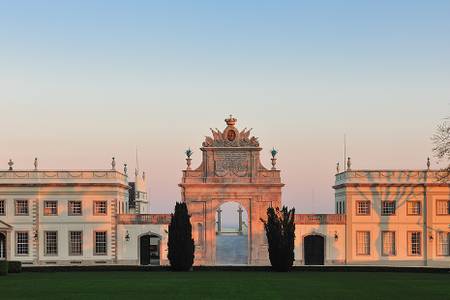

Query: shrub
[8,261,22,273]
[262,206,296,272]
[0,260,8,276]
[168,202,195,271]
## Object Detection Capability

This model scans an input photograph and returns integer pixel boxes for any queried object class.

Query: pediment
[0,220,12,230]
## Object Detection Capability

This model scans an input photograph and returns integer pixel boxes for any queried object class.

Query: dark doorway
[304,235,325,265]
[140,234,161,266]
[0,233,6,260]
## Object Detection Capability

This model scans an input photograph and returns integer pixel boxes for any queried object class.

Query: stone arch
[180,117,283,265]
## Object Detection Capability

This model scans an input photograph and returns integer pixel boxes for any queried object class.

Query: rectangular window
[436,200,450,215]
[16,232,29,255]
[381,201,396,216]
[408,231,422,256]
[15,200,29,216]
[356,231,370,255]
[382,231,396,256]
[94,231,107,255]
[44,201,58,216]
[44,231,58,255]
[437,232,449,256]
[94,201,107,215]
[356,201,370,215]
[0,200,5,215]
[407,201,421,215]
[69,231,83,256]
[68,201,82,216]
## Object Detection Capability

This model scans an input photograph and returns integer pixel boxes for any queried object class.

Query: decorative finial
[336,162,340,174]
[225,115,237,126]
[347,157,351,171]
[427,157,431,170]
[185,148,193,158]
[142,171,146,180]
[270,147,278,158]
[123,163,128,175]
[270,148,278,170]
[111,157,116,170]
[185,148,193,170]
[34,157,38,171]
[8,159,14,171]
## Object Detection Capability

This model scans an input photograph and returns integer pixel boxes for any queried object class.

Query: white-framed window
[407,201,421,215]
[381,201,396,216]
[356,231,370,255]
[69,231,83,256]
[382,231,396,256]
[44,201,58,216]
[94,231,107,255]
[68,201,82,216]
[16,231,29,255]
[408,231,421,256]
[44,231,58,256]
[356,201,370,215]
[15,200,29,216]
[0,200,5,215]
[437,232,449,256]
[436,200,450,215]
[94,201,107,216]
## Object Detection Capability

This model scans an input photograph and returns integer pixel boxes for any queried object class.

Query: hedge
[0,260,7,275]
[8,261,22,273]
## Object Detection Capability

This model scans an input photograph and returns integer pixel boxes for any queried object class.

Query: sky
[1,1,449,216]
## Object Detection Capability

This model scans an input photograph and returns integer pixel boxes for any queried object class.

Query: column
[237,206,243,235]
[216,208,222,235]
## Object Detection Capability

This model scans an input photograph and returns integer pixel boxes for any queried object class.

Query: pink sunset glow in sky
[1,1,449,214]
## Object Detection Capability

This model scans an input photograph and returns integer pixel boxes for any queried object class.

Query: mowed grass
[0,271,449,300]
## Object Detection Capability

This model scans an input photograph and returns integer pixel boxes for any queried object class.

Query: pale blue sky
[1,1,449,214]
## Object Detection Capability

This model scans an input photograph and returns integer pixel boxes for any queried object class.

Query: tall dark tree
[168,202,195,271]
[262,206,296,271]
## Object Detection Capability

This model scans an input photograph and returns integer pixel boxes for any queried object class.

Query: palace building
[0,117,449,267]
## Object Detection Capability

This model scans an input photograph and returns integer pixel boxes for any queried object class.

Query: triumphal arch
[179,116,284,265]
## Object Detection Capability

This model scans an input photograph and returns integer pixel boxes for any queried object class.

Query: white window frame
[68,201,82,216]
[44,231,58,256]
[44,201,58,216]
[407,201,421,216]
[16,231,29,255]
[356,231,370,256]
[0,199,5,215]
[436,200,450,215]
[381,201,396,216]
[93,201,107,216]
[408,231,422,256]
[94,231,107,255]
[382,231,396,256]
[69,231,83,256]
[437,232,449,256]
[15,200,29,216]
[356,201,370,215]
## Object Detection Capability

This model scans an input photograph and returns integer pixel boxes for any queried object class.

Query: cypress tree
[262,206,296,271]
[168,202,195,271]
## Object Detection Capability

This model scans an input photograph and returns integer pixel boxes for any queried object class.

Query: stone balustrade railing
[118,214,171,224]
[294,214,346,225]
[335,170,448,186]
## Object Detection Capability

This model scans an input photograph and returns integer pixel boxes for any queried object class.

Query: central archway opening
[215,202,248,265]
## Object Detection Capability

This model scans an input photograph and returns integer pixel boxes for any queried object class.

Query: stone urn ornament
[185,148,193,170]
[8,159,14,171]
[270,148,278,170]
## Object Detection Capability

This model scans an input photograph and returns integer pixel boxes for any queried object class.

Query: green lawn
[0,271,449,299]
